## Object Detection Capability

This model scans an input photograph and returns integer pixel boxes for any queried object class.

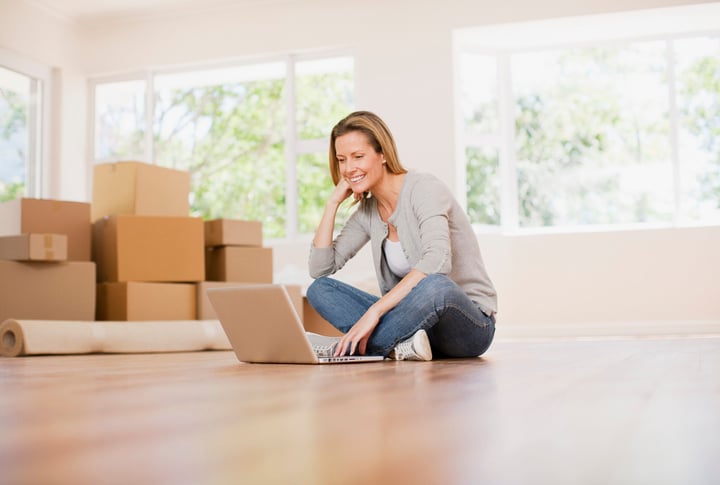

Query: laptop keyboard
[307,332,341,358]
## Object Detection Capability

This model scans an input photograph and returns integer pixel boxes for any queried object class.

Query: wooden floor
[2,335,719,485]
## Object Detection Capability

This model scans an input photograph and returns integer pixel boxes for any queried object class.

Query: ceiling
[27,0,283,22]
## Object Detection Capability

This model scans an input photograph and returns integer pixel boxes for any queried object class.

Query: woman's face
[334,131,385,194]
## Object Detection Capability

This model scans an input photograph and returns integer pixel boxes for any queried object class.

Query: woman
[307,111,497,360]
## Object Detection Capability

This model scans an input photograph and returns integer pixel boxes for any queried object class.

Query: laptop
[207,284,385,364]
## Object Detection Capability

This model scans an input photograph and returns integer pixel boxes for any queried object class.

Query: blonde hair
[328,111,407,187]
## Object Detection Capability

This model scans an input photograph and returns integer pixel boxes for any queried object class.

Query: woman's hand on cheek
[329,178,354,206]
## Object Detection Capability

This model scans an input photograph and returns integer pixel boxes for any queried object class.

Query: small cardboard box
[204,219,263,247]
[197,282,302,320]
[92,161,190,221]
[93,215,204,283]
[0,198,91,261]
[205,246,273,283]
[96,282,196,321]
[302,297,342,336]
[0,234,67,261]
[0,260,96,322]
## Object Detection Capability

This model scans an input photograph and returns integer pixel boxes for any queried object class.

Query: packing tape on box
[43,233,55,260]
[0,319,231,358]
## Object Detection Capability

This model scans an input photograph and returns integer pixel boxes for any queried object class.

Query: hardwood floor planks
[1,335,718,484]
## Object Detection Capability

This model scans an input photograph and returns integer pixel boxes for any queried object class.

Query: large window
[91,54,354,239]
[456,5,720,230]
[0,58,46,201]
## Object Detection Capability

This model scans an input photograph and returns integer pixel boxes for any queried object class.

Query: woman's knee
[416,274,462,301]
[306,276,331,305]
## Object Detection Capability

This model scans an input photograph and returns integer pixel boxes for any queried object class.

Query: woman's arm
[313,179,353,248]
[309,180,369,279]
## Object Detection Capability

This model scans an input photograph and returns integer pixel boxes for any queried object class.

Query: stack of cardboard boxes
[199,218,306,321]
[92,161,204,320]
[200,219,269,319]
[91,160,300,322]
[0,160,332,336]
[0,198,96,322]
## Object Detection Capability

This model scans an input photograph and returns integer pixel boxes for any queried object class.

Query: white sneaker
[391,329,432,361]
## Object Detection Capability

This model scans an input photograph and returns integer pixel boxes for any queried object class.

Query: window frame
[0,48,52,198]
[454,6,720,234]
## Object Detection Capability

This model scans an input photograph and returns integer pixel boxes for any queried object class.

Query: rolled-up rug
[0,319,231,357]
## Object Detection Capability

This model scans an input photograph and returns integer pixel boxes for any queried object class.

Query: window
[153,62,288,237]
[0,57,47,201]
[91,54,354,239]
[455,5,720,230]
[294,57,354,234]
[676,36,720,222]
[457,53,500,225]
[94,79,146,161]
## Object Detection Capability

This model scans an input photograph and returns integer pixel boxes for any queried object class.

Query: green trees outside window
[0,66,31,202]
[93,56,354,239]
[459,35,720,228]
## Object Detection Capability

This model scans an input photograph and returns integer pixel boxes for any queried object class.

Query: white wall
[2,0,718,327]
[480,226,720,325]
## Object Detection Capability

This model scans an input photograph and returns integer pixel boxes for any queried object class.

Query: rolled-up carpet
[0,319,231,357]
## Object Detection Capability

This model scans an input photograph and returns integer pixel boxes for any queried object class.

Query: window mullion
[497,52,519,231]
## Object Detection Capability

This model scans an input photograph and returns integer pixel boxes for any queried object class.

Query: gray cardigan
[309,171,498,316]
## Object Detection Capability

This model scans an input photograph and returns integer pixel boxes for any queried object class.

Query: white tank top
[383,238,411,277]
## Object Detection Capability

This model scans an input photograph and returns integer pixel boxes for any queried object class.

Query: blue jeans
[306,274,495,358]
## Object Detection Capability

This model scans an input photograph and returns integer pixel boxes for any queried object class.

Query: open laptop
[207,284,384,364]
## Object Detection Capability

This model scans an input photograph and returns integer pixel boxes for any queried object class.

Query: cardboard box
[0,260,96,322]
[0,198,91,261]
[197,282,302,320]
[92,161,190,221]
[0,234,67,261]
[93,215,204,283]
[96,282,196,321]
[196,282,247,320]
[205,246,273,283]
[285,284,303,323]
[302,297,342,336]
[204,219,263,247]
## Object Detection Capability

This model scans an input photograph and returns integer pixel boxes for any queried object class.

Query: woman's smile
[348,173,366,185]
